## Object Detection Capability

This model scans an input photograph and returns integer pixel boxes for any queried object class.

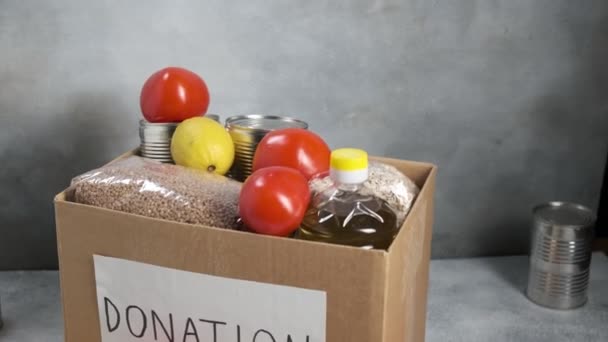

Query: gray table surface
[1,253,607,342]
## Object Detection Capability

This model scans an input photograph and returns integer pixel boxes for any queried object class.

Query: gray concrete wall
[1,0,607,269]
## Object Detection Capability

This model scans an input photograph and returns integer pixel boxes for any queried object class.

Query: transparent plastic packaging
[68,156,242,229]
[300,176,400,249]
[309,161,419,226]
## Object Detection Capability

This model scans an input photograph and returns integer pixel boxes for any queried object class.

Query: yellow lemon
[171,117,235,175]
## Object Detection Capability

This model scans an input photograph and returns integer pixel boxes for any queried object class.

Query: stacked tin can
[139,120,177,163]
[225,115,308,181]
[138,114,219,163]
[526,202,596,309]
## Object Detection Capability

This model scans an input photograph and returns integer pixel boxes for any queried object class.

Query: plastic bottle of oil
[298,148,399,249]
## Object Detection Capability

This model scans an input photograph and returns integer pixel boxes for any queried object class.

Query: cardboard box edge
[54,199,73,341]
[382,164,437,341]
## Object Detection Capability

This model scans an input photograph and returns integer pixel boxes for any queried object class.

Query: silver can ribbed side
[139,120,177,163]
[526,202,595,309]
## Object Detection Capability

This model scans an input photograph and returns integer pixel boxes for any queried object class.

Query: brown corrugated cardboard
[54,151,436,342]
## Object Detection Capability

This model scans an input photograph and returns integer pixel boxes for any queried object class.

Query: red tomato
[239,166,311,237]
[140,67,210,122]
[252,128,330,180]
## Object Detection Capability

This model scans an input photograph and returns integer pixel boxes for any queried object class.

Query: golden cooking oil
[297,148,400,249]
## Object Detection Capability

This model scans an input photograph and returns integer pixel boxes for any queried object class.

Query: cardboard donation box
[54,150,437,342]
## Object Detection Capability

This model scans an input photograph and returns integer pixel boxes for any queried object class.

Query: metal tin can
[138,120,177,163]
[206,114,220,123]
[225,115,308,181]
[526,201,596,309]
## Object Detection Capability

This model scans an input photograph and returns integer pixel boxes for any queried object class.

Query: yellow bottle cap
[330,148,368,171]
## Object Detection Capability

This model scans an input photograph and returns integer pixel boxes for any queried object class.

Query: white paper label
[94,255,326,342]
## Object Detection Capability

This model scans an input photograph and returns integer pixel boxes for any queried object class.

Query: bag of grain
[68,156,242,229]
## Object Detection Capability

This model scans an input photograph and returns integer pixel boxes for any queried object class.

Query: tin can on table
[225,115,308,182]
[526,201,596,309]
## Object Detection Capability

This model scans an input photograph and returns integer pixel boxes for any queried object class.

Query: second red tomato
[252,128,330,180]
[140,67,210,123]
[239,166,311,237]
